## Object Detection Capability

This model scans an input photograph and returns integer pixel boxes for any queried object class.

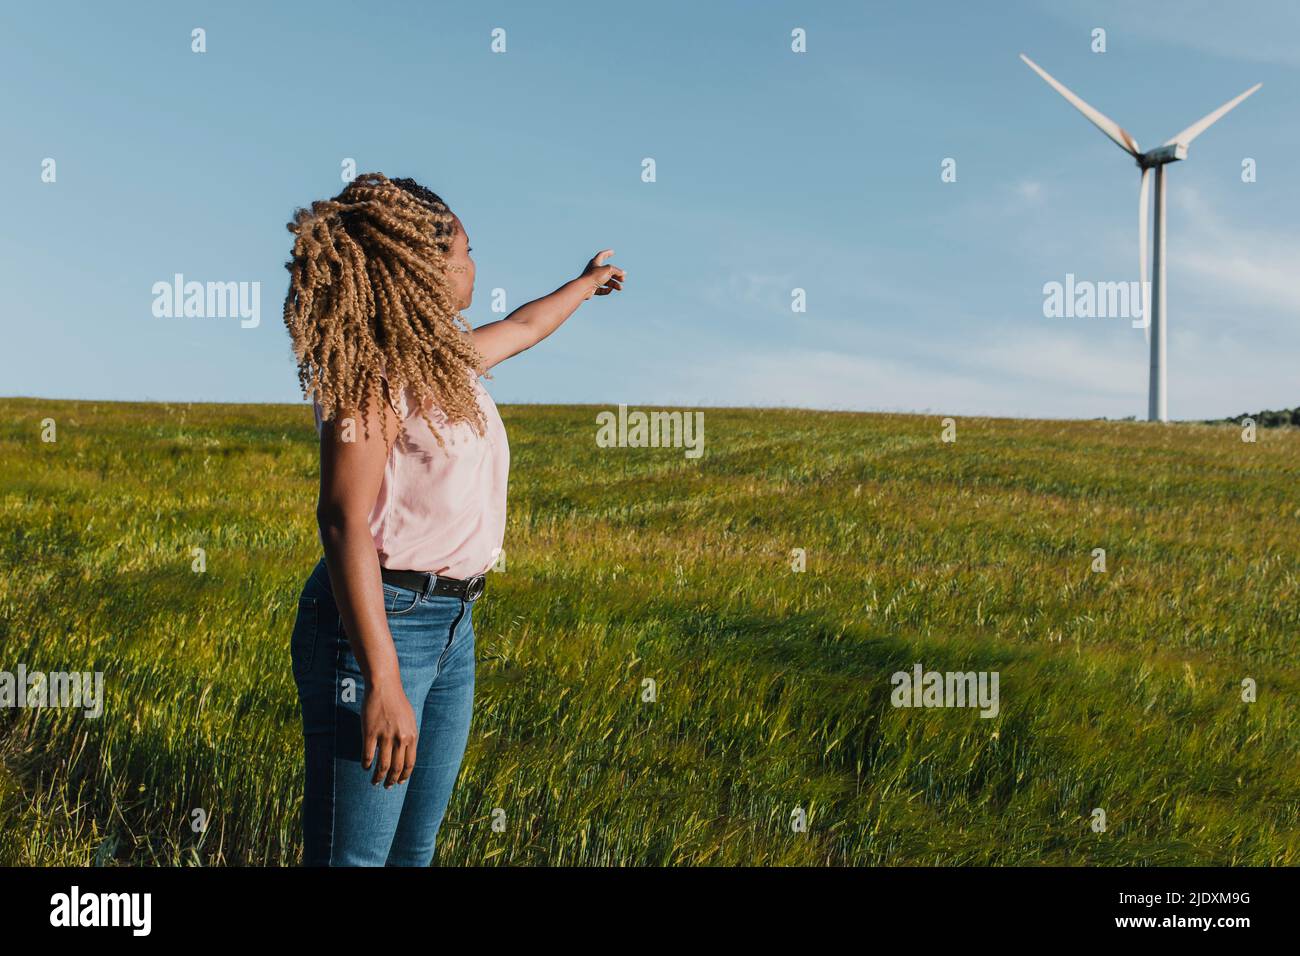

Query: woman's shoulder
[311,369,487,439]
[310,383,412,434]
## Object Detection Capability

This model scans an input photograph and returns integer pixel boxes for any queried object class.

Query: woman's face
[445,216,475,310]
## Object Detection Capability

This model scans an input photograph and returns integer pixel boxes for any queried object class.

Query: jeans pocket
[383,583,423,616]
[291,596,318,681]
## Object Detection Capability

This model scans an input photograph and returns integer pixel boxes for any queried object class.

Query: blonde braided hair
[283,172,487,448]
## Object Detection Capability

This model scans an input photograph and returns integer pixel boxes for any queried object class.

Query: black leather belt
[381,567,487,602]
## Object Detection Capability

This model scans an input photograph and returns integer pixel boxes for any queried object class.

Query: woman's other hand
[362,680,419,788]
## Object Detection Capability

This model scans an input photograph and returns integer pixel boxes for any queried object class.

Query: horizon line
[0,394,1269,426]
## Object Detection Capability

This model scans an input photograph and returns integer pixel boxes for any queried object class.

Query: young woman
[283,173,624,866]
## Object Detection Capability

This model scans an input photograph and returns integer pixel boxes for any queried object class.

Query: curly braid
[282,172,488,449]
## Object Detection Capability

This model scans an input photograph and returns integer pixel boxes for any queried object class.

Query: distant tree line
[1205,406,1300,427]
[1094,406,1299,426]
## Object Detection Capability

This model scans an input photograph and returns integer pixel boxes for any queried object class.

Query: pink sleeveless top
[314,375,510,579]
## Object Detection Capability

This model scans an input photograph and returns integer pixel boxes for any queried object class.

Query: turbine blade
[1136,168,1151,343]
[1019,54,1141,156]
[1164,83,1263,147]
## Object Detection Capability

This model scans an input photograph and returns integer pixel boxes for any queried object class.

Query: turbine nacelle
[1138,144,1187,168]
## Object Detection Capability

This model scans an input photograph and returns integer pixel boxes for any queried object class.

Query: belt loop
[422,572,438,601]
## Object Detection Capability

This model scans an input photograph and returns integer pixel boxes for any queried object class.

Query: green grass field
[0,396,1296,865]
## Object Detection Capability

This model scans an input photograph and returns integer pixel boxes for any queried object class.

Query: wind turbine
[1019,53,1261,422]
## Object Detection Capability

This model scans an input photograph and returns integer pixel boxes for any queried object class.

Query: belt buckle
[465,575,486,601]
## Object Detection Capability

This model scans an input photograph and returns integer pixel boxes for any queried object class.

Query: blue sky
[2,0,1296,420]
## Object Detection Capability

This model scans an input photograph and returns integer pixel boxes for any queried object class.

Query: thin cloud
[1016,180,1045,203]
[1174,185,1300,318]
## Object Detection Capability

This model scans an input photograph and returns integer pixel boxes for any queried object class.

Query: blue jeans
[290,558,477,866]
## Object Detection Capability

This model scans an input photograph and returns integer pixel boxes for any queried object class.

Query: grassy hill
[0,397,1297,865]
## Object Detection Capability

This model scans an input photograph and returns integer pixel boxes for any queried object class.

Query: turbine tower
[1019,54,1261,422]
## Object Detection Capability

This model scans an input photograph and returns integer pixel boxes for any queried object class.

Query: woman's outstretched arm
[471,249,625,370]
